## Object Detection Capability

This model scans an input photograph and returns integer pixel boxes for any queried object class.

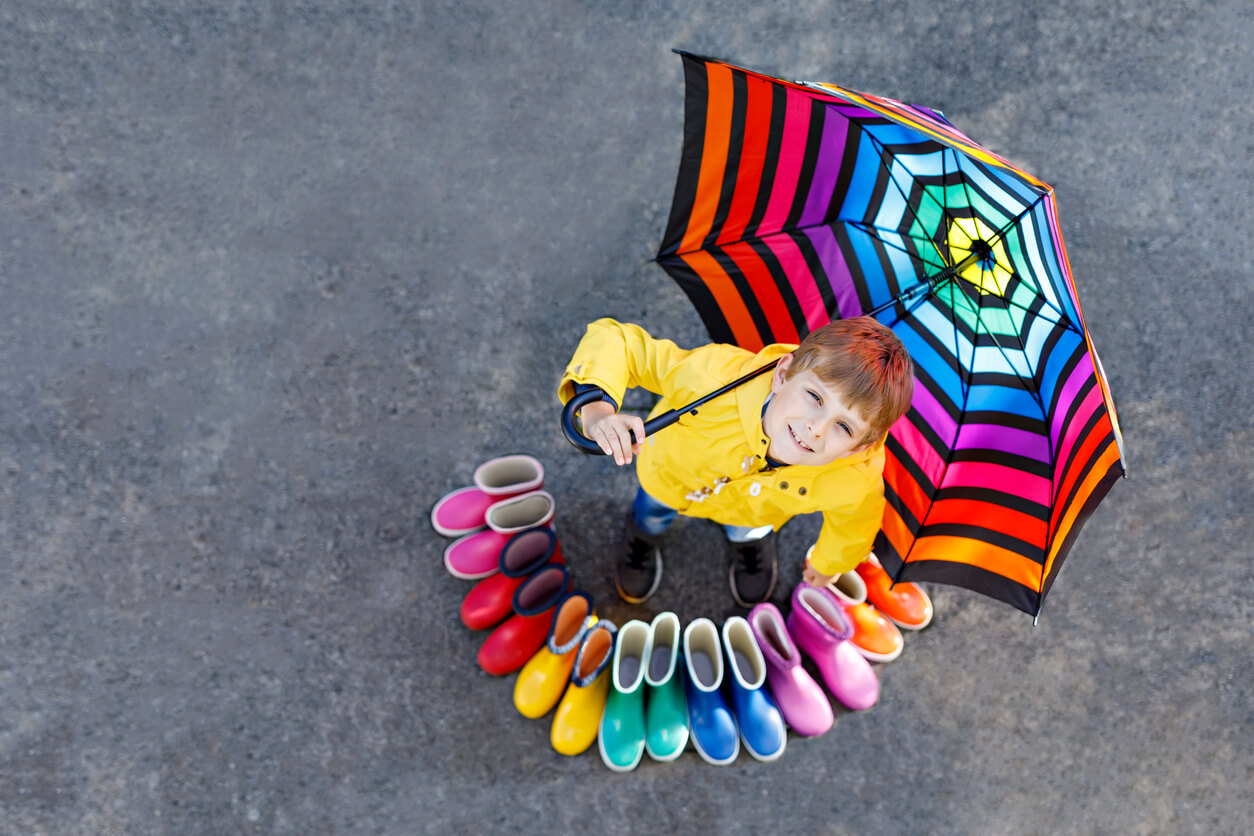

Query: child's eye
[807,389,822,404]
[838,422,851,436]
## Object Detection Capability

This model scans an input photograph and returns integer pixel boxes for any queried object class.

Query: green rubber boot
[598,619,651,772]
[644,611,689,761]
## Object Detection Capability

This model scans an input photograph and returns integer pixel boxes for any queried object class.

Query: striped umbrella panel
[656,53,1125,615]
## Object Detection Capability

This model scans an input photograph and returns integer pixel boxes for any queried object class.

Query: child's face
[763,354,873,466]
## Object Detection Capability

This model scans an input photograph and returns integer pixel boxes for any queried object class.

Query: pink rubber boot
[430,455,544,537]
[748,602,833,737]
[443,490,555,579]
[787,583,879,711]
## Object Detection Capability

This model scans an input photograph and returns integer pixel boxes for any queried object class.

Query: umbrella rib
[863,128,957,271]
[852,214,1070,334]
[970,272,1055,573]
[972,268,1052,416]
[903,275,973,559]
[957,271,1069,333]
[947,154,1077,329]
[982,206,1077,330]
[674,217,943,268]
[941,147,959,269]
[822,124,958,274]
[846,221,946,269]
[950,207,1063,455]
[668,129,954,270]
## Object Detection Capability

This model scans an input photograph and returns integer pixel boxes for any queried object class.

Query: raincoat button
[798,487,807,496]
[749,483,762,497]
[779,481,789,490]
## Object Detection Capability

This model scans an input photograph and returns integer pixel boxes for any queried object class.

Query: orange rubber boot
[855,552,933,631]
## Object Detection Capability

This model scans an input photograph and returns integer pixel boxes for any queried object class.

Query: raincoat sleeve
[807,476,886,577]
[557,318,693,408]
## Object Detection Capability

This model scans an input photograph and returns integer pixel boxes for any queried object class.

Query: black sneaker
[616,516,663,604]
[729,531,778,607]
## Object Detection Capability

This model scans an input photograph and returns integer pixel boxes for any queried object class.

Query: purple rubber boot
[786,583,879,711]
[747,602,833,737]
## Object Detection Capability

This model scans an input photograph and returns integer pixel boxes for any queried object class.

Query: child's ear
[772,353,794,389]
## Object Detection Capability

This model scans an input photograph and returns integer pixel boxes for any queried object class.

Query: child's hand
[803,563,836,588]
[581,401,646,466]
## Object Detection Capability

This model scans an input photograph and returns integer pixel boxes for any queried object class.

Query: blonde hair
[787,317,914,445]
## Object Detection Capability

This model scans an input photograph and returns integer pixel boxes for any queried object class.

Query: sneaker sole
[616,553,663,605]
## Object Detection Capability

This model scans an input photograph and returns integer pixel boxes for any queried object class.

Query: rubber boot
[787,582,879,711]
[514,591,594,719]
[683,618,739,766]
[748,602,832,737]
[598,619,651,772]
[722,616,786,762]
[461,527,563,631]
[551,621,617,756]
[643,611,688,762]
[477,564,569,676]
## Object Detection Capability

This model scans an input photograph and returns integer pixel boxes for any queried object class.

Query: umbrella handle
[560,361,780,456]
[560,388,685,456]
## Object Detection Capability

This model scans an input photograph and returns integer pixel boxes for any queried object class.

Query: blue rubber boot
[683,618,739,766]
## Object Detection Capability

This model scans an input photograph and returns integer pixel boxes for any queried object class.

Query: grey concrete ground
[2,1,1251,834]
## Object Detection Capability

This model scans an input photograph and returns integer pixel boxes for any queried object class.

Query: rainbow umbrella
[655,52,1126,616]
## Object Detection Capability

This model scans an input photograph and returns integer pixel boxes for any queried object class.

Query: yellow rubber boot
[551,621,617,756]
[514,594,595,719]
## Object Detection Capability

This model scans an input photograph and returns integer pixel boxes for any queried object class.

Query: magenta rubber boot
[430,455,544,537]
[747,602,833,737]
[786,583,879,712]
[443,490,555,580]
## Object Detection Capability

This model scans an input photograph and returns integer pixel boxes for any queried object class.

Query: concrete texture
[2,1,1250,833]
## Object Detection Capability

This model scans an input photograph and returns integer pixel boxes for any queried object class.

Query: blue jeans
[631,487,773,542]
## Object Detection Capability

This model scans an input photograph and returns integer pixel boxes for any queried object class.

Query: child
[558,316,914,607]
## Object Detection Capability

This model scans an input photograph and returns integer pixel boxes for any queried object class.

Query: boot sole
[690,729,740,767]
[740,730,786,763]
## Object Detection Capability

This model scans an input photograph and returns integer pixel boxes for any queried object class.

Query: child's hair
[787,316,914,445]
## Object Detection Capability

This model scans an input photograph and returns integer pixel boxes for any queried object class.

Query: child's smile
[762,354,872,466]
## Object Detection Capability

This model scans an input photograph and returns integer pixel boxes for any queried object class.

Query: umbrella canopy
[656,52,1126,616]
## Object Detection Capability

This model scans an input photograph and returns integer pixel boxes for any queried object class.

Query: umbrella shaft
[867,247,985,318]
[932,247,987,283]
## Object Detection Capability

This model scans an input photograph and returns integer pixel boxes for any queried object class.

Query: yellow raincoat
[558,319,884,576]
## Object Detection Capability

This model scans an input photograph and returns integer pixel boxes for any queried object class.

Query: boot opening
[502,529,551,573]
[577,628,612,678]
[517,567,564,610]
[551,595,589,645]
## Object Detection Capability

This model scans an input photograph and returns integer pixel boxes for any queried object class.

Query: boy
[558,316,914,607]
